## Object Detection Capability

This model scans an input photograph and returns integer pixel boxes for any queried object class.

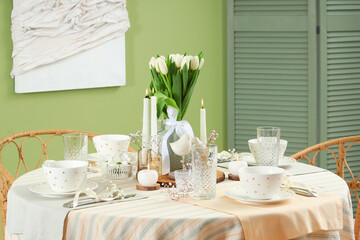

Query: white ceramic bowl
[42,160,88,192]
[93,135,130,155]
[238,166,285,200]
[248,139,288,163]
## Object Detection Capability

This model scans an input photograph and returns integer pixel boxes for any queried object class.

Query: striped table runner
[6,168,355,240]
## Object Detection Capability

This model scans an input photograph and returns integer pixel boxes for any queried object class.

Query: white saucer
[29,181,98,197]
[239,154,296,167]
[225,187,295,204]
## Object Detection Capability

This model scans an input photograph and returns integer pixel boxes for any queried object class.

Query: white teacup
[93,135,130,156]
[42,160,88,192]
[238,166,285,200]
[248,139,288,164]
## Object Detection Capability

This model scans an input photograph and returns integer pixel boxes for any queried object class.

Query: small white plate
[225,187,295,204]
[29,181,98,197]
[239,154,296,167]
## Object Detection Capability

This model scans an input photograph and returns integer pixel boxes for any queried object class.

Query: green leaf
[154,92,179,119]
[172,71,182,113]
[182,66,189,98]
[180,69,200,119]
[150,69,165,91]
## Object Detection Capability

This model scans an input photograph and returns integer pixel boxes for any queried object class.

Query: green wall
[0,0,226,237]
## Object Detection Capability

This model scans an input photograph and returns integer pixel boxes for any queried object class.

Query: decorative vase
[167,132,184,172]
[137,149,162,176]
[160,121,192,173]
[191,144,218,200]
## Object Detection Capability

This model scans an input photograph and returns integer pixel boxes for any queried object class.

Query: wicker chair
[290,135,360,240]
[0,129,100,238]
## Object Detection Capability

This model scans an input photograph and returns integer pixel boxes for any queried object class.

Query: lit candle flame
[145,88,149,97]
[201,98,204,108]
[152,88,155,94]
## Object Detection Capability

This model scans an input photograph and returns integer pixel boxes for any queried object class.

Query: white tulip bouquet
[149,52,204,121]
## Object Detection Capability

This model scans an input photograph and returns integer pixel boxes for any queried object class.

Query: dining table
[5,161,355,240]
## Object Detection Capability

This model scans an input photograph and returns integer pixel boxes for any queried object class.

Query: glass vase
[137,149,149,171]
[160,121,192,172]
[191,144,217,200]
[137,149,162,175]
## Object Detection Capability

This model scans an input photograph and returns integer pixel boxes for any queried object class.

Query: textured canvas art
[11,0,130,93]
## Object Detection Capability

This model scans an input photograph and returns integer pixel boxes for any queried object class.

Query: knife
[63,193,136,208]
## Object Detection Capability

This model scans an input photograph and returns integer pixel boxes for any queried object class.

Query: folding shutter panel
[319,0,360,213]
[227,0,317,155]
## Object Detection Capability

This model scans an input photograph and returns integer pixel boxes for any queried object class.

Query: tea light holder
[136,154,160,191]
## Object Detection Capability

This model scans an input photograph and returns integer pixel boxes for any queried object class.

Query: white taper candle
[150,88,158,153]
[200,98,207,144]
[142,89,150,161]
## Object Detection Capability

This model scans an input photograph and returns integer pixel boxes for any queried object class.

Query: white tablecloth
[5,163,355,240]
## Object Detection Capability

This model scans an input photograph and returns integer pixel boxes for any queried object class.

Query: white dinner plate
[29,181,98,197]
[239,154,296,167]
[226,187,295,204]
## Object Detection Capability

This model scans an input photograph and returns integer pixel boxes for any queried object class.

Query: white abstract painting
[15,36,126,93]
[11,0,130,93]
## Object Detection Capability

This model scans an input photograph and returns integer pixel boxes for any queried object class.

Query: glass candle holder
[174,169,194,193]
[191,144,217,200]
[137,149,162,176]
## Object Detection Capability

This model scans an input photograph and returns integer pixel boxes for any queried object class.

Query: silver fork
[63,193,136,208]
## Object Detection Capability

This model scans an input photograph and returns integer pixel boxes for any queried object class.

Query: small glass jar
[100,152,137,182]
[174,169,194,193]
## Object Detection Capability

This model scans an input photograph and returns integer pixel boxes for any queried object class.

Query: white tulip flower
[156,58,168,75]
[169,54,176,61]
[190,56,199,70]
[149,57,156,69]
[199,58,205,70]
[171,54,183,69]
[181,56,191,70]
[160,55,166,61]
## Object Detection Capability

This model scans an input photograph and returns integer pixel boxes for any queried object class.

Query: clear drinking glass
[257,127,280,167]
[191,144,217,200]
[63,133,88,162]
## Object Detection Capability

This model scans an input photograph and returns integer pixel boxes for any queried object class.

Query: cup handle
[43,160,55,167]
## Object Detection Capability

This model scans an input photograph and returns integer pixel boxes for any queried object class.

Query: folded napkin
[182,183,343,240]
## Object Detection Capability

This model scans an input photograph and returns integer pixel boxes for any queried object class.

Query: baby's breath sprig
[207,130,219,144]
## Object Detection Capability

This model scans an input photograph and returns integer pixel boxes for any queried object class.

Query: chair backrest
[0,129,99,238]
[290,135,360,240]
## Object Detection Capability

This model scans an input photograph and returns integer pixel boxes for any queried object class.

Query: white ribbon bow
[161,106,194,174]
[72,188,100,208]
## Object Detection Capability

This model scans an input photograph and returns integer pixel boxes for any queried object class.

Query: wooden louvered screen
[318,0,360,214]
[227,0,317,154]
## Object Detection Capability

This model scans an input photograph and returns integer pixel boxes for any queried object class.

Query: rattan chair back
[290,135,360,240]
[0,129,99,237]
